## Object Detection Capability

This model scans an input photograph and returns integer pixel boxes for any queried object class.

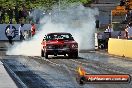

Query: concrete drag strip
[2,55,132,88]
[3,55,81,88]
[0,60,18,88]
[79,53,132,75]
[32,56,132,88]
[70,59,132,75]
[29,56,80,88]
[2,56,53,88]
[28,56,97,88]
[2,61,27,88]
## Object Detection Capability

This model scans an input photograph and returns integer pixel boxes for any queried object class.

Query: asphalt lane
[1,53,132,88]
[1,56,77,88]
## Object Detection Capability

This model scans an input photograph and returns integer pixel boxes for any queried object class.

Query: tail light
[46,45,52,49]
[71,43,78,48]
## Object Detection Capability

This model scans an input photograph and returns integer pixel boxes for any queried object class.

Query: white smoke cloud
[6,4,99,56]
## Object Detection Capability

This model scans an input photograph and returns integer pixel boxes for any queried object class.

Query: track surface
[1,52,132,88]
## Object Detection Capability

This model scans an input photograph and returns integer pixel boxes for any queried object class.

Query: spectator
[24,30,29,40]
[125,22,132,40]
[125,10,132,23]
[31,23,36,37]
[105,24,113,32]
[6,26,14,44]
[18,24,25,41]
[124,25,129,39]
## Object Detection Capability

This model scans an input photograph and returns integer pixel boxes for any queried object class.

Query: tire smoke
[6,4,99,56]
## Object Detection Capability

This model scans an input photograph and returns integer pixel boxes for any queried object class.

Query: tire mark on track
[71,58,132,75]
[2,57,54,88]
[27,56,132,88]
[27,56,79,88]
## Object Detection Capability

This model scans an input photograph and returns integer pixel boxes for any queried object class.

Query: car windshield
[46,34,74,41]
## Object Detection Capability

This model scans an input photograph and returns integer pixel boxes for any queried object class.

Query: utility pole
[111,10,112,25]
[59,0,60,11]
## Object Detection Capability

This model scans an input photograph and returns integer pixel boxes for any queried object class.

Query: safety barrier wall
[0,24,39,40]
[108,38,132,58]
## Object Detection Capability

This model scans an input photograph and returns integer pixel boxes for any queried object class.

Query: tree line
[0,0,92,10]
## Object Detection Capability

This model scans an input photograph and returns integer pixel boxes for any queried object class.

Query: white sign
[0,24,38,40]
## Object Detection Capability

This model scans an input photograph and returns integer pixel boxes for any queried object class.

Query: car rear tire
[68,54,72,58]
[41,50,44,57]
[73,52,78,58]
[68,52,78,58]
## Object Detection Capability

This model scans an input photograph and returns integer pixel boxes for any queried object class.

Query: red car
[41,32,78,58]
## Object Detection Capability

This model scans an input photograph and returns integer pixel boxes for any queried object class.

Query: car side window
[68,34,74,40]
[45,35,54,41]
[46,35,49,41]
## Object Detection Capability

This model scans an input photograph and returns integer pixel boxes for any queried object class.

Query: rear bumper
[46,48,78,55]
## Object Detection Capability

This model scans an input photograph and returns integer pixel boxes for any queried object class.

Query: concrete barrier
[108,38,132,58]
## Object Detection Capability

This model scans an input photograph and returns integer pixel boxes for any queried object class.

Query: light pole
[59,0,61,11]
[111,10,113,25]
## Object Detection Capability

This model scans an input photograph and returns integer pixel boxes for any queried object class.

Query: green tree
[0,0,92,10]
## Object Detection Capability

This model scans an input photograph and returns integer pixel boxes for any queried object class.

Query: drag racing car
[41,32,78,58]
